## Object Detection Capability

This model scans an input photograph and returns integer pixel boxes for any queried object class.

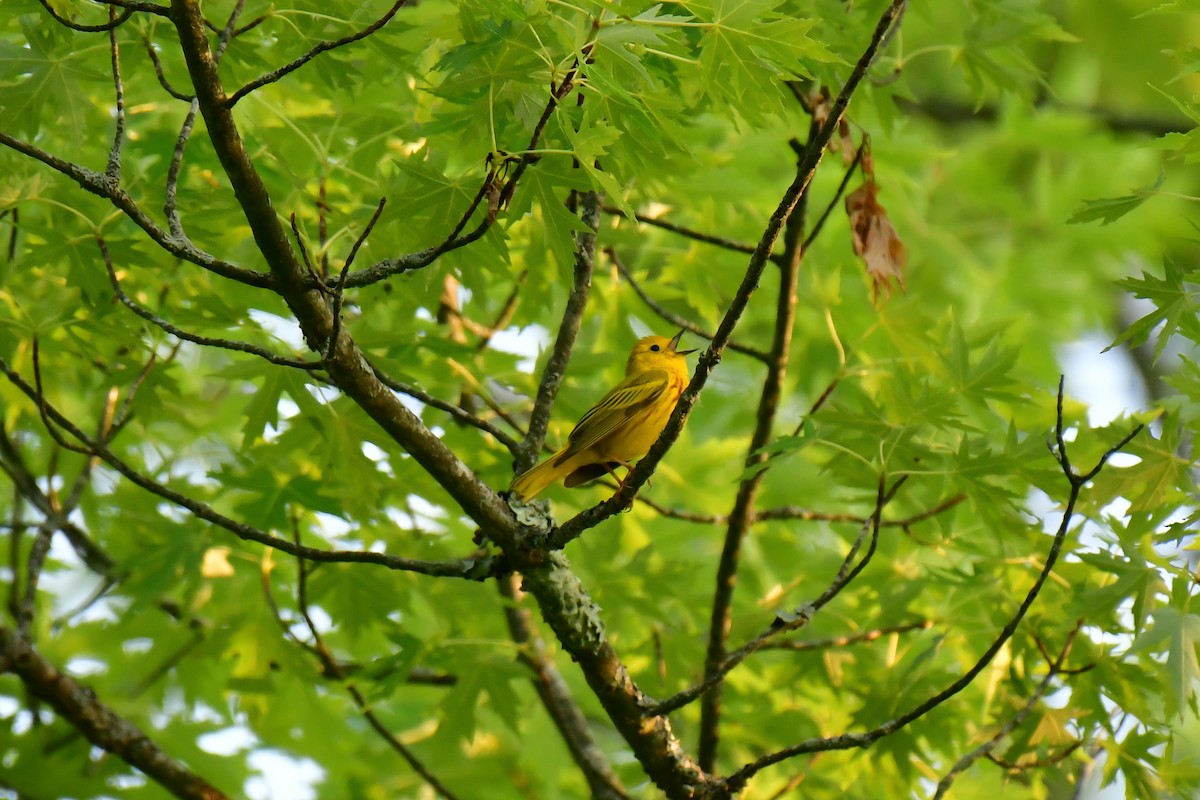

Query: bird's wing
[561,369,670,457]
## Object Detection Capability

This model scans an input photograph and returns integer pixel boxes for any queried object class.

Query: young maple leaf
[845,180,907,303]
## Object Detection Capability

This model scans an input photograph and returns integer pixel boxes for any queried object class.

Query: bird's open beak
[669,329,698,356]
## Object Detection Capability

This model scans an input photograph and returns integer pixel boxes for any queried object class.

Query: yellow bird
[510,330,697,500]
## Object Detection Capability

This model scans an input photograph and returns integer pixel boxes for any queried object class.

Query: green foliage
[1,0,1200,799]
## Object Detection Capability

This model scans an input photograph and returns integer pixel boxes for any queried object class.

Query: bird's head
[626,330,697,375]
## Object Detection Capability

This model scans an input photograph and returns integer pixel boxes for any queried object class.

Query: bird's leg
[608,460,647,492]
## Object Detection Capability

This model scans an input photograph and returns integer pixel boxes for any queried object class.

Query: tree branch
[40,0,134,31]
[698,123,813,772]
[225,0,413,107]
[606,248,771,364]
[0,356,498,580]
[0,132,273,288]
[722,379,1143,793]
[602,204,767,260]
[548,0,909,550]
[514,190,600,474]
[498,575,628,800]
[0,626,229,800]
[284,525,462,799]
[341,39,598,289]
[100,237,320,368]
[649,477,894,718]
[931,622,1083,799]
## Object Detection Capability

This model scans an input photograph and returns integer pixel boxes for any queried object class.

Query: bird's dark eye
[650,344,661,352]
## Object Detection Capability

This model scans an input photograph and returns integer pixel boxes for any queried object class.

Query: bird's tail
[510,449,575,500]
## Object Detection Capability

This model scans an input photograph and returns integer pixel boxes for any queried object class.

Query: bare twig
[371,365,520,454]
[288,526,462,800]
[0,132,273,288]
[762,620,933,652]
[514,190,601,474]
[342,39,598,289]
[721,378,1143,793]
[801,142,865,252]
[100,238,320,369]
[602,204,765,259]
[606,248,771,363]
[143,36,194,101]
[106,7,126,179]
[325,198,386,361]
[97,0,170,15]
[983,741,1083,771]
[226,0,412,107]
[931,622,1084,799]
[39,0,134,31]
[649,477,895,718]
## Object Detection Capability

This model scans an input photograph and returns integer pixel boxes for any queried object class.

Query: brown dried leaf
[845,180,907,303]
[838,118,856,165]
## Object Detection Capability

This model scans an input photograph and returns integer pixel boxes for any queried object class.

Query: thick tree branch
[168,0,518,540]
[548,0,909,550]
[0,626,228,800]
[499,575,628,800]
[166,5,715,793]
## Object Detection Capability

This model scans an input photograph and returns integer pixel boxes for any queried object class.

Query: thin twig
[648,476,895,717]
[325,198,386,361]
[514,190,601,474]
[98,0,170,15]
[761,620,933,652]
[722,378,1144,793]
[0,131,273,288]
[606,248,770,363]
[342,39,599,289]
[288,525,462,800]
[602,204,765,258]
[39,0,134,31]
[143,36,194,101]
[371,365,520,454]
[931,622,1084,799]
[801,142,865,252]
[226,0,412,106]
[100,238,321,369]
[106,7,126,179]
[17,526,53,638]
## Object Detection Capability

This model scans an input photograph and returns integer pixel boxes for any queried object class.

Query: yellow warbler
[510,330,696,500]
